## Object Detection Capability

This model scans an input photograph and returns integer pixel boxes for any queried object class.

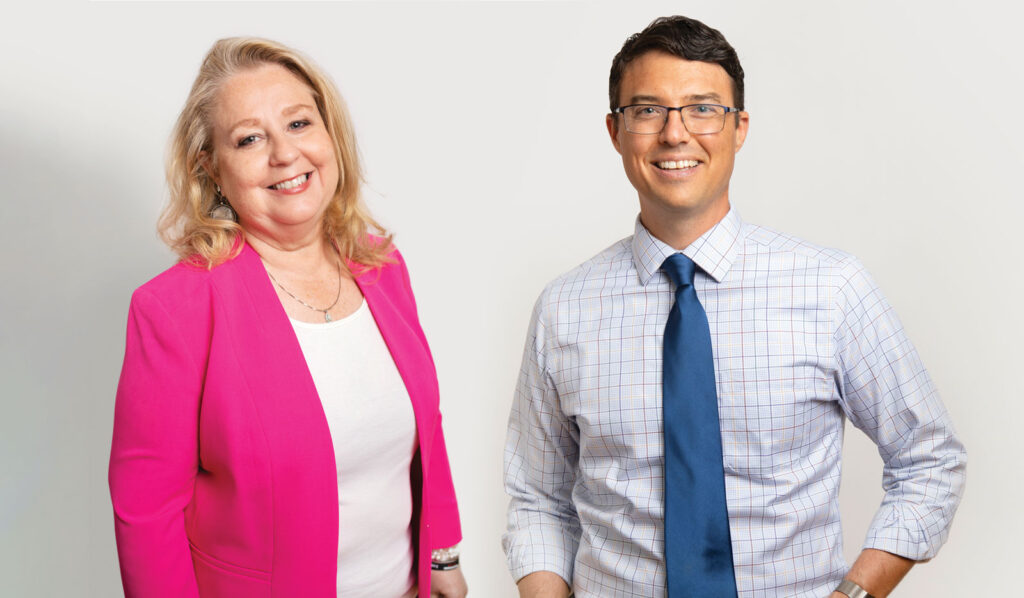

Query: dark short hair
[609,16,745,112]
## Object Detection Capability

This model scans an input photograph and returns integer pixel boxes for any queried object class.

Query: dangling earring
[209,184,238,222]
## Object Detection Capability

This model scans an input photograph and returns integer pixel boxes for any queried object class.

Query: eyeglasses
[613,103,740,135]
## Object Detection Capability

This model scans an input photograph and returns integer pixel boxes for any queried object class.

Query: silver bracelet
[835,579,875,598]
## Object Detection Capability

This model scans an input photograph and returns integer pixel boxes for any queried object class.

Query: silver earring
[209,185,238,222]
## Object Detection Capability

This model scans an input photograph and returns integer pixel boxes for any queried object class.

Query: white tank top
[290,299,417,597]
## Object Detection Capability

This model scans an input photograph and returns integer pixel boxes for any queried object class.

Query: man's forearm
[517,571,571,598]
[830,548,915,598]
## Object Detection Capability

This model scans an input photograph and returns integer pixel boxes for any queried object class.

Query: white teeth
[657,160,699,170]
[272,173,309,190]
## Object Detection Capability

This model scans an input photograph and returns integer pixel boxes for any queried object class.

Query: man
[502,15,965,598]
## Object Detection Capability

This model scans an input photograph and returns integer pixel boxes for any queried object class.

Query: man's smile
[655,159,700,170]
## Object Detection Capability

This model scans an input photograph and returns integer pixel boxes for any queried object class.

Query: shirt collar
[632,207,744,286]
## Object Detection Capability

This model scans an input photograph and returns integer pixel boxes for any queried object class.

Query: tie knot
[661,253,696,287]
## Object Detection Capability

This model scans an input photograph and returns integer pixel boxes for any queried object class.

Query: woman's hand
[430,567,468,598]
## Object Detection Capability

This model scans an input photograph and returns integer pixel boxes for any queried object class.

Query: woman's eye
[289,120,310,130]
[237,135,258,147]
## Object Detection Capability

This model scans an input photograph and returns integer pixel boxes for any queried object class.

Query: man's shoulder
[740,222,884,310]
[536,236,634,301]
[742,221,861,271]
[525,236,636,326]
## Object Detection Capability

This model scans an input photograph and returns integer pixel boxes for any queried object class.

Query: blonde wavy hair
[159,37,391,268]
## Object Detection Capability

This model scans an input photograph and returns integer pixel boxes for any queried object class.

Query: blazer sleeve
[393,249,463,549]
[426,413,463,548]
[109,287,201,597]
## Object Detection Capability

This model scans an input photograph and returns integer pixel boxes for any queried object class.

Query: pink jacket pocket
[190,542,271,597]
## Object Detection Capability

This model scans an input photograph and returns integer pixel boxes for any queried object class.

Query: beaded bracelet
[431,544,460,563]
[431,544,461,571]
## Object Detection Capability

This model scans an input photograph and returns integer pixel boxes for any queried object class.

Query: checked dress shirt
[503,208,966,597]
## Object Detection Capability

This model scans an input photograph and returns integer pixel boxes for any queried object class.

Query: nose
[269,136,300,166]
[659,108,692,146]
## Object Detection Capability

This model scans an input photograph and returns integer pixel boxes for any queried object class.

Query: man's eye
[687,104,721,119]
[631,106,663,120]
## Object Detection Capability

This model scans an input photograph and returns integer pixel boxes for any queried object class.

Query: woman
[109,37,467,598]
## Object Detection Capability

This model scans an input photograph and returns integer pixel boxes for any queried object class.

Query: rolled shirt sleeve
[503,289,581,587]
[833,258,967,560]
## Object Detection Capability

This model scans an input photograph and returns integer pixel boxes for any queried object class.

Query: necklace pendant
[324,312,332,323]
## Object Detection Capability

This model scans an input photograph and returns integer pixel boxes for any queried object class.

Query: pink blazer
[109,242,462,597]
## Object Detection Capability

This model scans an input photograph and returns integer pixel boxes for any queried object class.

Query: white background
[1,1,1020,596]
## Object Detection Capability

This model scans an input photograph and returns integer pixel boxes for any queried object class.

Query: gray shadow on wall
[0,118,172,597]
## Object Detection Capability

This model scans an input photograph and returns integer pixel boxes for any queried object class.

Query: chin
[649,196,704,213]
[643,192,726,217]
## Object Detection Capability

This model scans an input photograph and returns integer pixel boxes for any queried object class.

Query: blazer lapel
[352,263,437,461]
[221,243,340,593]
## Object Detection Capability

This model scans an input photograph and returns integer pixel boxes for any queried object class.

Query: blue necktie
[661,253,737,598]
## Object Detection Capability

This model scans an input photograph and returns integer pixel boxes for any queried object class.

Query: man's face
[606,51,748,229]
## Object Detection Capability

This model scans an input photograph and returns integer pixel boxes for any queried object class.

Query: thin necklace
[265,244,344,322]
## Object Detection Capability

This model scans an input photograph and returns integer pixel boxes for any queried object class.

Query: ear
[732,111,750,154]
[606,112,623,155]
[198,150,219,187]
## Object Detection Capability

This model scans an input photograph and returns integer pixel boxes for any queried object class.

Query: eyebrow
[228,118,260,133]
[227,104,317,134]
[283,103,316,116]
[628,92,723,105]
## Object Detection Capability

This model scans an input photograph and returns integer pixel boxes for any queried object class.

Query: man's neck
[638,200,730,251]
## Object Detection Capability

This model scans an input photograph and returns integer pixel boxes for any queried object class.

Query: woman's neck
[245,230,338,276]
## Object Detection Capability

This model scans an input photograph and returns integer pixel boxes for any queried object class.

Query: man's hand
[430,567,468,598]
[517,571,571,598]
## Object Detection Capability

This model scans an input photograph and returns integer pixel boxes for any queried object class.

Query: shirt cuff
[862,503,947,561]
[503,525,577,587]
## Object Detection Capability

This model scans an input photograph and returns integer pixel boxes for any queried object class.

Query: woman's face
[208,63,339,244]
